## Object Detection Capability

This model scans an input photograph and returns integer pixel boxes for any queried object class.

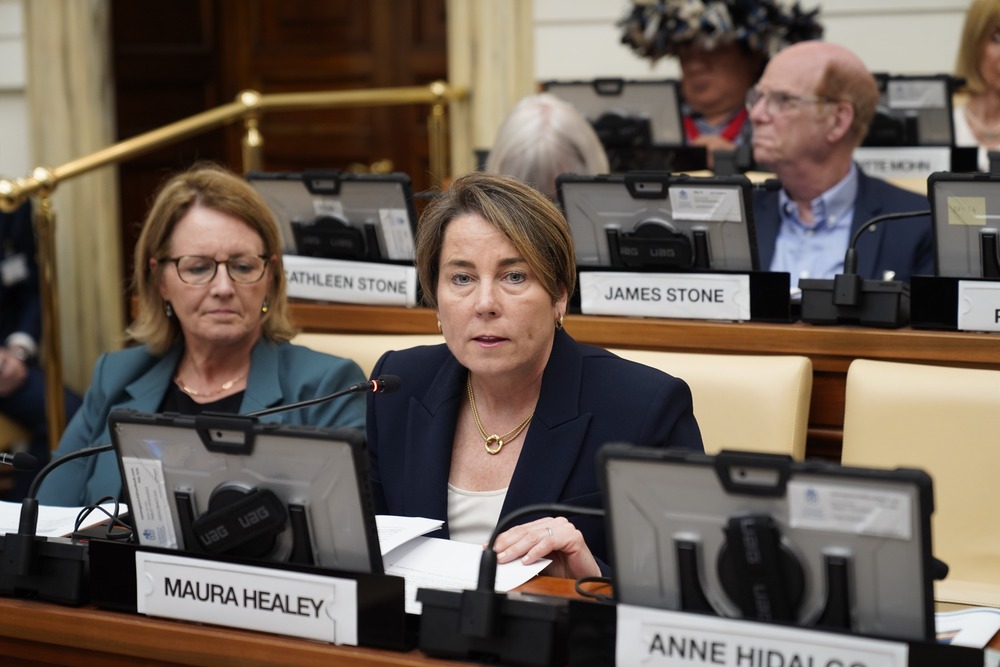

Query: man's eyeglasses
[160,255,269,285]
[745,87,841,115]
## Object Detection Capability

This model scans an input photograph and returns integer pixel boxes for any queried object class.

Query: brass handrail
[0,81,468,447]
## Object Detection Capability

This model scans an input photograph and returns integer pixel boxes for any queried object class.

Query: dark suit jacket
[0,202,40,342]
[365,329,703,569]
[752,168,933,282]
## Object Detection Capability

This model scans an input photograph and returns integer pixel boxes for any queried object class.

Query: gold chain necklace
[466,373,534,455]
[174,371,247,398]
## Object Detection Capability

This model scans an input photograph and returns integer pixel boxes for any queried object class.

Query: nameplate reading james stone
[616,604,908,667]
[135,551,358,645]
[580,272,750,321]
[958,280,1000,332]
[283,254,417,306]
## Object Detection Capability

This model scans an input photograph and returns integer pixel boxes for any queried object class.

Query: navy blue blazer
[752,168,933,282]
[365,329,703,569]
[0,202,40,343]
[39,338,367,507]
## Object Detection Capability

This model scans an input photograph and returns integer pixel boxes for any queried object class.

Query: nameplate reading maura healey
[135,551,358,645]
[580,272,751,321]
[283,254,417,307]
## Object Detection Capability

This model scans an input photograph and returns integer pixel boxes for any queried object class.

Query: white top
[953,105,991,172]
[447,484,508,546]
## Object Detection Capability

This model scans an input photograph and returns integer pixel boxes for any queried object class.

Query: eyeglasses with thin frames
[160,255,269,286]
[745,87,841,115]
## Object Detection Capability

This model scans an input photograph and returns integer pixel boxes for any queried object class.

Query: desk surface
[0,578,594,667]
[289,301,1000,460]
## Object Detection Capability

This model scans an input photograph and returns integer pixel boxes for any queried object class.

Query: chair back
[609,349,812,460]
[841,358,1000,606]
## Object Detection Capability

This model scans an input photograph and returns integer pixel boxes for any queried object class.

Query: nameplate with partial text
[579,271,750,321]
[852,146,951,180]
[135,551,358,645]
[617,604,908,667]
[283,254,417,306]
[958,280,1000,332]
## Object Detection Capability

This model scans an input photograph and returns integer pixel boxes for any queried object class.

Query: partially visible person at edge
[748,41,933,288]
[39,164,366,507]
[0,200,82,501]
[485,92,609,201]
[620,0,823,169]
[954,0,1000,172]
[365,172,703,578]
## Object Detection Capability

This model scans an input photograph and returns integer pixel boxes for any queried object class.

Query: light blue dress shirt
[771,164,859,288]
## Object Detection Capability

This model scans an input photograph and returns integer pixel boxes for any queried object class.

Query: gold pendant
[484,434,504,455]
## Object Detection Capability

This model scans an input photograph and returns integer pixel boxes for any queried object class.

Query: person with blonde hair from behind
[954,0,1000,171]
[485,93,609,201]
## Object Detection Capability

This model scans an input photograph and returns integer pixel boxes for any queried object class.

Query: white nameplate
[283,254,417,306]
[135,551,358,645]
[616,604,908,667]
[852,146,951,179]
[579,272,750,321]
[958,280,1000,332]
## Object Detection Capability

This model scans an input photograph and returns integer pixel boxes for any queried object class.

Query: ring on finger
[545,526,553,538]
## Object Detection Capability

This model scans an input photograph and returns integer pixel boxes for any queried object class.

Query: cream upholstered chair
[292,332,444,378]
[608,349,812,460]
[841,359,1000,607]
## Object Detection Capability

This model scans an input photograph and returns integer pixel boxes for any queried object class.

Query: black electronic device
[927,171,1000,278]
[600,444,939,642]
[557,172,759,272]
[799,209,930,327]
[246,170,418,262]
[863,74,960,147]
[108,409,382,574]
[417,503,604,667]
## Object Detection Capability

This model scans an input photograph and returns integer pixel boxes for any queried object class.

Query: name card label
[617,604,908,667]
[580,272,750,321]
[853,147,950,179]
[283,254,417,306]
[136,551,358,645]
[958,280,1000,332]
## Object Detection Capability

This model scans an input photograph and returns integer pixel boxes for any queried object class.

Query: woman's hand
[490,516,600,580]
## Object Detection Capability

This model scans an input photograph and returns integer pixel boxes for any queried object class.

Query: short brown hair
[816,59,879,147]
[415,172,576,309]
[955,0,1000,95]
[126,163,296,354]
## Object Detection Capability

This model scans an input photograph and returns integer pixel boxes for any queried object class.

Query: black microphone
[0,443,113,605]
[0,451,38,471]
[418,502,604,666]
[243,375,402,418]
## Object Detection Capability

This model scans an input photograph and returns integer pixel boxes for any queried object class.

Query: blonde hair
[415,172,576,309]
[485,93,609,200]
[126,163,296,354]
[955,0,1000,95]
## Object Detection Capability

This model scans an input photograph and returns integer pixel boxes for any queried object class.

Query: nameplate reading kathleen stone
[135,551,358,645]
[283,254,417,307]
[579,272,750,321]
[616,604,908,667]
[958,280,1000,332]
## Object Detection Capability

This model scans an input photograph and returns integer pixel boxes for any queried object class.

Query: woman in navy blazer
[366,173,703,578]
[39,165,366,507]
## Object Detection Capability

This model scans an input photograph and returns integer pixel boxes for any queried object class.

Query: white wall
[0,0,29,178]
[534,0,971,82]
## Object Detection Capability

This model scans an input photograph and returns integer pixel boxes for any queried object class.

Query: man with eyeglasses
[748,41,933,291]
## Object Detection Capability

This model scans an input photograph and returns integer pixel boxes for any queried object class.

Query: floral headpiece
[620,0,824,62]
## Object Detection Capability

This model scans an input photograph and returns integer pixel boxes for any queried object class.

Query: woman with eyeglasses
[954,0,1000,172]
[38,164,367,507]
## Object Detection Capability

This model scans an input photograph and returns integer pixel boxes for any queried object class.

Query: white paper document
[0,500,127,538]
[383,536,550,614]
[375,514,443,555]
[936,607,1000,648]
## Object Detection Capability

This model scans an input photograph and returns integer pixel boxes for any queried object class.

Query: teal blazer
[39,339,367,507]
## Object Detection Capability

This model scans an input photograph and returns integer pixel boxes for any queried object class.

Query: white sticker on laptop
[122,455,179,548]
[378,208,415,260]
[668,186,742,222]
[787,481,912,540]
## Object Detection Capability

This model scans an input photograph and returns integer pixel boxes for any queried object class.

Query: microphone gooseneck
[244,375,402,418]
[844,209,930,275]
[20,444,114,536]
